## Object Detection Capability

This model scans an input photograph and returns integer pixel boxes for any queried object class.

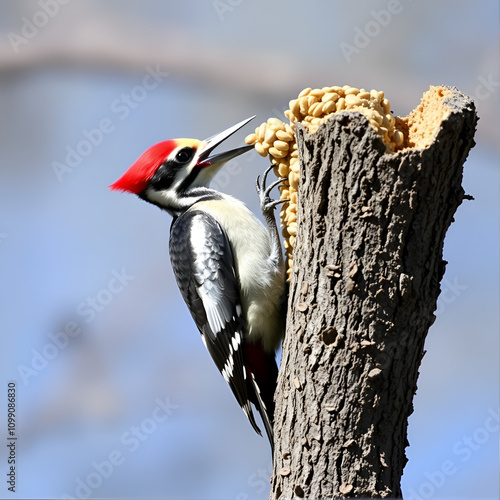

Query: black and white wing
[169,210,261,435]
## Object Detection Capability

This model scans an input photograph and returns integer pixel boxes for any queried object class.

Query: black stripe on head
[148,146,197,192]
[177,165,202,193]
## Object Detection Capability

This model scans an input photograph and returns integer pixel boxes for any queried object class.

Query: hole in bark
[294,485,305,497]
[321,326,338,345]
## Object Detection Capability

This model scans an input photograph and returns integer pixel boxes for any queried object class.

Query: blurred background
[0,1,498,499]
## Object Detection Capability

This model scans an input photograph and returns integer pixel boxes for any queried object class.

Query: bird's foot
[256,165,288,218]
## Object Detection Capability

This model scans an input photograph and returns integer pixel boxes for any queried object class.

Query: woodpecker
[110,116,286,450]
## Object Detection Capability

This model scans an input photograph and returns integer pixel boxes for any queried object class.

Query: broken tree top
[245,85,474,279]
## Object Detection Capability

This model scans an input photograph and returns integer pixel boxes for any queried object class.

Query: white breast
[191,197,284,352]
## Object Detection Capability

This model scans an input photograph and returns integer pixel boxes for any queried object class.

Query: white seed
[382,114,393,129]
[394,129,404,146]
[382,98,390,113]
[344,87,359,95]
[280,210,288,225]
[310,102,324,117]
[276,130,294,142]
[289,99,301,117]
[245,133,257,144]
[274,140,289,152]
[264,127,276,144]
[255,142,267,157]
[289,171,299,190]
[321,92,339,103]
[269,147,287,159]
[372,111,383,124]
[267,117,284,128]
[299,97,309,116]
[345,94,362,107]
[309,88,324,97]
[322,100,336,114]
[278,162,289,177]
[307,95,319,107]
[286,203,295,215]
[257,124,266,142]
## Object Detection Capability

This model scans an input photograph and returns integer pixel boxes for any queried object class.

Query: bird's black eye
[175,147,195,164]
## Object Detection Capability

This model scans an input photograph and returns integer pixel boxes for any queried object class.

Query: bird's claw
[256,165,287,216]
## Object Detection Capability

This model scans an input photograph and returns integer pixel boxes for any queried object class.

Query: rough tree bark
[270,86,477,499]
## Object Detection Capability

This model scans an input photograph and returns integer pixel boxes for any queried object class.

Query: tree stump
[271,86,478,499]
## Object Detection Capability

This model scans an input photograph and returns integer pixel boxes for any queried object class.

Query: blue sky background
[0,1,498,499]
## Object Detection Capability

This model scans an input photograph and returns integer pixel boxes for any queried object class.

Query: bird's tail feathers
[242,399,262,437]
[249,372,275,452]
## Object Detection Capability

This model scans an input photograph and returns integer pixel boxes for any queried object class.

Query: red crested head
[109,140,181,194]
[109,117,255,213]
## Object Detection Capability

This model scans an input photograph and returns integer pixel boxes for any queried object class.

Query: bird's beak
[197,116,255,167]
